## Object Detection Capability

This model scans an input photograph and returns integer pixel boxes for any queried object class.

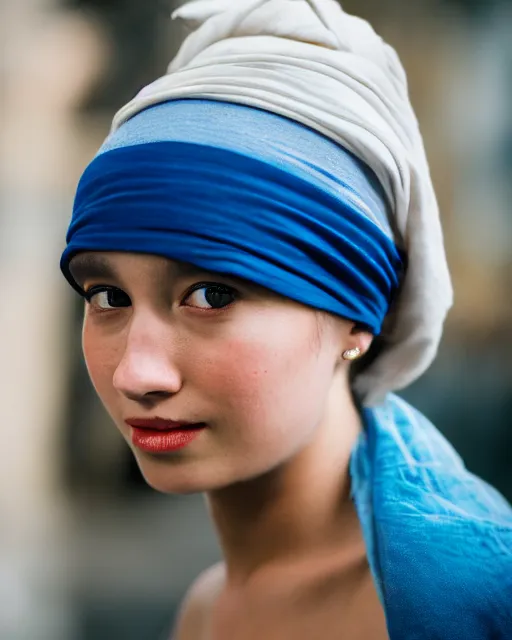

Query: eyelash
[83,282,239,312]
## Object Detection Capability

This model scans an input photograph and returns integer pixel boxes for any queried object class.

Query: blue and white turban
[61,0,453,405]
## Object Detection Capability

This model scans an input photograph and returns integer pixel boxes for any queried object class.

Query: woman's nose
[112,320,183,404]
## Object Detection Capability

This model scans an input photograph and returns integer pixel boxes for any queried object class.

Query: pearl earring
[342,347,362,361]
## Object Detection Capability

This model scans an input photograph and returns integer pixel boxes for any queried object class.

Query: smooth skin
[70,251,388,640]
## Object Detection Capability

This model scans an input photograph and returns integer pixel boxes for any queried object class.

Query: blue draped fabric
[61,100,404,334]
[352,395,512,639]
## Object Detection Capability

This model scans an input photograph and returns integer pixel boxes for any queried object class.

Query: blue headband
[61,99,404,333]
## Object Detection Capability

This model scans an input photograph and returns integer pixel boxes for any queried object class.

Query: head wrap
[62,98,402,333]
[61,0,453,405]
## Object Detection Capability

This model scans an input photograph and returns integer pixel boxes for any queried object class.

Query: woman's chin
[131,449,284,494]
[133,457,233,495]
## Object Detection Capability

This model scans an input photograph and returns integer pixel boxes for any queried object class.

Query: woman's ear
[348,324,374,358]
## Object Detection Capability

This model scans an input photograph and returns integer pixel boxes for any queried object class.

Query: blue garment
[60,99,404,335]
[351,394,512,639]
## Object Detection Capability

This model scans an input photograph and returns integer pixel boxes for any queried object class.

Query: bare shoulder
[170,562,226,640]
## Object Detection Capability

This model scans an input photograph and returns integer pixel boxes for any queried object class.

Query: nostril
[146,390,174,398]
[144,390,175,402]
[121,389,174,404]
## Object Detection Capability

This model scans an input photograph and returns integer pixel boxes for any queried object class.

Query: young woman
[60,1,512,638]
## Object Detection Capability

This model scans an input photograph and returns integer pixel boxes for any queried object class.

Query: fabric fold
[351,394,512,638]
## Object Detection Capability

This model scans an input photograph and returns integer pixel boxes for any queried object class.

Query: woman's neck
[205,378,365,585]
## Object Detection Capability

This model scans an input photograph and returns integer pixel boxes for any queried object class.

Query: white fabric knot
[111,0,453,406]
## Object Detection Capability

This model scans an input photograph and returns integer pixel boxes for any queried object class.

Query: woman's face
[71,251,361,494]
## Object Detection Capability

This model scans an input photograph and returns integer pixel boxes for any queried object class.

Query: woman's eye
[85,287,131,310]
[184,284,237,310]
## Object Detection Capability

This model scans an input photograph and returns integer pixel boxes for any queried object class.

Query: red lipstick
[125,418,206,453]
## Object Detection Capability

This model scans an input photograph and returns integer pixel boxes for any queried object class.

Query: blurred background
[0,0,510,638]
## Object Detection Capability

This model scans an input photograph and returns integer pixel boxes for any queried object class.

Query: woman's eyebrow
[69,254,119,288]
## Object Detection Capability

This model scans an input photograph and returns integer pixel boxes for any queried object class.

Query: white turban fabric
[111,0,453,406]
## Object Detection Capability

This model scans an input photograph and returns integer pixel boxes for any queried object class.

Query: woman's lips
[125,418,207,453]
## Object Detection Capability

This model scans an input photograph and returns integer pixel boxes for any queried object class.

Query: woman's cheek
[194,330,315,426]
[82,325,119,405]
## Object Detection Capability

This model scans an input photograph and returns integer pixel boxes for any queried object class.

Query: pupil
[205,286,233,308]
[108,289,130,307]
